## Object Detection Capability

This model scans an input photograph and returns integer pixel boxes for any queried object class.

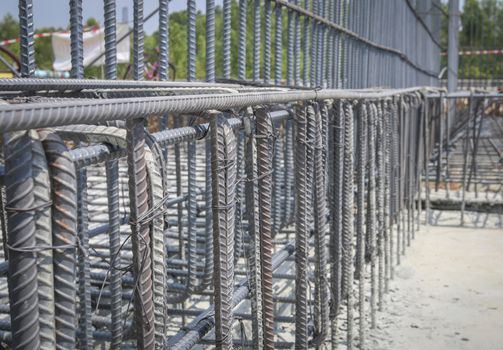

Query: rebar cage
[0,0,501,349]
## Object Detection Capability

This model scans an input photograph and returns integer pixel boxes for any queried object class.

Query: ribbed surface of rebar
[294,0,301,85]
[4,131,41,349]
[187,138,198,292]
[187,0,196,81]
[145,149,166,346]
[244,113,264,350]
[204,135,215,288]
[302,0,310,86]
[234,132,245,265]
[310,0,318,88]
[356,102,367,349]
[237,0,247,80]
[272,126,283,235]
[18,0,35,77]
[158,0,169,81]
[210,114,237,350]
[376,102,386,308]
[294,104,308,349]
[264,0,272,84]
[382,101,393,293]
[76,169,93,349]
[283,118,294,225]
[313,102,329,346]
[253,0,261,82]
[105,159,123,350]
[367,103,378,329]
[206,0,215,82]
[39,130,77,350]
[31,132,56,350]
[330,99,344,345]
[342,101,355,350]
[104,0,117,80]
[287,3,294,86]
[255,108,276,350]
[69,0,84,78]
[126,118,155,350]
[222,0,231,79]
[134,0,144,81]
[274,3,282,85]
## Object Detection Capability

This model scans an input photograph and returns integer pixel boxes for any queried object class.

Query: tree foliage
[458,0,503,79]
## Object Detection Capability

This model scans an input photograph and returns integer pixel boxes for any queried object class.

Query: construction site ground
[369,213,503,350]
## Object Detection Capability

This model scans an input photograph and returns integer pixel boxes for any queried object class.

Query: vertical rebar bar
[204,135,215,288]
[237,0,247,80]
[4,131,41,350]
[294,0,301,85]
[105,159,123,350]
[222,0,231,79]
[376,101,386,310]
[424,99,431,226]
[330,99,344,347]
[126,118,155,350]
[40,131,77,350]
[303,0,311,86]
[159,0,169,81]
[104,0,117,80]
[187,0,196,81]
[264,0,272,84]
[243,112,264,350]
[313,102,329,346]
[356,101,367,349]
[76,169,92,350]
[70,0,84,78]
[295,104,309,349]
[210,113,237,350]
[284,117,294,226]
[383,100,391,291]
[206,0,215,82]
[253,0,261,82]
[367,103,377,330]
[255,108,276,350]
[18,0,34,77]
[32,132,56,350]
[287,2,294,86]
[274,3,282,85]
[342,101,355,350]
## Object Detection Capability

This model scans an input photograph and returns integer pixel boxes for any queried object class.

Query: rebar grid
[1,0,501,349]
[0,91,500,350]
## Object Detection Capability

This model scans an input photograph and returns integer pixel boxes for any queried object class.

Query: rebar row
[423,94,503,227]
[0,88,439,349]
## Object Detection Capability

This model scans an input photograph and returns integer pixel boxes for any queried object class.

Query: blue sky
[0,0,465,36]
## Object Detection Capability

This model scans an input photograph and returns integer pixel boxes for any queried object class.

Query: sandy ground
[369,224,503,350]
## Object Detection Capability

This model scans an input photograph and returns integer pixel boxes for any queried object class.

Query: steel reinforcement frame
[2,1,493,350]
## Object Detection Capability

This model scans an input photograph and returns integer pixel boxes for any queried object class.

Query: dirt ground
[369,224,503,350]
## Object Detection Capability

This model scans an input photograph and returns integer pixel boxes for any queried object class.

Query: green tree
[0,14,20,73]
[86,17,99,28]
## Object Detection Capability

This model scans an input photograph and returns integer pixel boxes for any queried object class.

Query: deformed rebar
[4,130,41,349]
[39,130,78,350]
[342,100,355,350]
[294,104,309,349]
[210,113,237,349]
[126,118,155,350]
[355,101,367,348]
[255,107,276,349]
